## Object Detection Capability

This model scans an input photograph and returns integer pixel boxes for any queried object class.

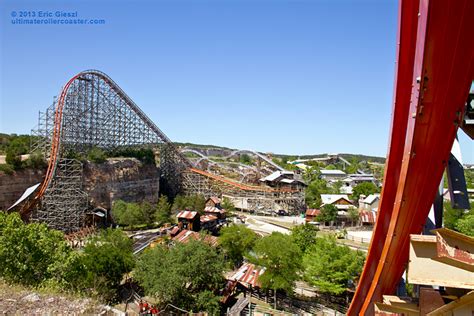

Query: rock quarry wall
[0,158,160,211]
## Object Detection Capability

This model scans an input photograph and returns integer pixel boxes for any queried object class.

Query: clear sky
[1,0,472,162]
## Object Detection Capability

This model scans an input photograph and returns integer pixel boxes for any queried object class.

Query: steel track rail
[348,0,474,314]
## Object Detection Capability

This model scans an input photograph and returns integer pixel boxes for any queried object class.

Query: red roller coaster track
[348,0,474,314]
[188,167,299,193]
[20,70,188,217]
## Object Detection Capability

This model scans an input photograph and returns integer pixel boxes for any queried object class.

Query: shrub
[0,164,14,175]
[87,147,107,163]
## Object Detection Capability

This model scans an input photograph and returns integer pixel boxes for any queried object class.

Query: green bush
[171,194,206,213]
[455,214,474,237]
[25,153,47,169]
[0,212,71,286]
[111,199,170,228]
[80,229,134,301]
[87,147,107,163]
[219,225,257,266]
[0,164,14,175]
[0,213,135,302]
[135,239,224,313]
[303,236,365,295]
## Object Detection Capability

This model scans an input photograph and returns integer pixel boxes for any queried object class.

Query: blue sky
[1,0,472,162]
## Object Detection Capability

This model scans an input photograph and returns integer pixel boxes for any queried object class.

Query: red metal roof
[204,206,225,214]
[229,262,265,289]
[169,226,180,236]
[172,229,218,247]
[360,210,376,224]
[176,210,198,220]
[305,209,320,217]
[208,197,221,204]
[200,214,218,223]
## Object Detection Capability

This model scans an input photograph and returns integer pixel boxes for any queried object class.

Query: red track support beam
[348,0,474,314]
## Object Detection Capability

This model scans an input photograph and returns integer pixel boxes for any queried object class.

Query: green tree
[443,201,466,230]
[219,224,257,266]
[251,232,302,309]
[455,214,474,237]
[112,200,157,228]
[331,180,343,194]
[0,212,71,286]
[352,182,379,203]
[87,146,107,163]
[317,204,338,225]
[239,154,252,165]
[141,201,156,224]
[221,197,236,215]
[305,178,331,208]
[81,229,134,301]
[135,240,225,313]
[155,195,173,225]
[291,223,318,253]
[25,152,47,169]
[346,157,360,174]
[303,236,365,296]
[347,207,360,227]
[172,194,206,213]
[5,137,28,169]
[111,200,142,227]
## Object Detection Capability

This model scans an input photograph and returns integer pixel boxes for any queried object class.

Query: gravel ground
[0,281,113,315]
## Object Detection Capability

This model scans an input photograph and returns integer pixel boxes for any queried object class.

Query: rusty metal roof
[229,262,265,289]
[208,197,221,204]
[305,209,320,217]
[360,210,377,224]
[200,214,218,223]
[176,210,198,219]
[204,206,225,214]
[172,229,218,247]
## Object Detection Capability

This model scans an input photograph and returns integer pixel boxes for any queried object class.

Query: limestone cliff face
[0,168,46,210]
[82,158,160,209]
[0,158,160,211]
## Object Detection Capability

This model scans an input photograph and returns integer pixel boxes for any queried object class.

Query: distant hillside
[176,142,386,164]
[0,134,386,164]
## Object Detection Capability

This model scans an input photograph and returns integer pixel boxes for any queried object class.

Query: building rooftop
[200,214,218,223]
[229,262,265,289]
[204,205,225,214]
[172,229,218,247]
[321,194,351,205]
[320,169,346,175]
[176,210,198,220]
[362,193,380,205]
[306,209,320,217]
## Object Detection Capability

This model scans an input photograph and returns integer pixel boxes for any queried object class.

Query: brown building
[305,209,320,223]
[205,196,221,208]
[176,210,200,232]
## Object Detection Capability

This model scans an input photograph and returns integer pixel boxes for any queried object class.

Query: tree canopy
[317,204,338,224]
[155,195,174,226]
[80,229,135,300]
[172,194,206,213]
[303,236,365,295]
[351,182,379,202]
[111,199,174,228]
[455,214,474,237]
[219,224,257,266]
[251,232,302,293]
[0,213,134,301]
[291,223,318,253]
[134,240,225,314]
[0,212,70,286]
[221,197,236,214]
